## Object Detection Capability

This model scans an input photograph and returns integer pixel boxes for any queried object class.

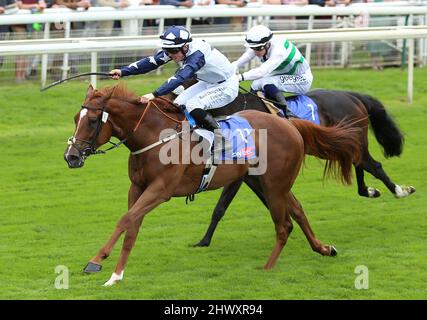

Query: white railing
[1,2,427,102]
[2,4,427,27]
[2,26,426,102]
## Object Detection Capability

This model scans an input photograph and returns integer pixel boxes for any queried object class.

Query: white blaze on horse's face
[65,108,88,156]
[75,108,88,138]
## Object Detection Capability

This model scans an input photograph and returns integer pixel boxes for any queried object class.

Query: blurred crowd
[0,0,404,82]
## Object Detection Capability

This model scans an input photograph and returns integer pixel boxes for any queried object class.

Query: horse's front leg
[84,183,144,273]
[104,176,182,286]
[287,193,337,257]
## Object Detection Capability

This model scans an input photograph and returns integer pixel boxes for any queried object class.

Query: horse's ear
[85,85,95,100]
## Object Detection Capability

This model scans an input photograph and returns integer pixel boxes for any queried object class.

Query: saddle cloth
[287,95,320,125]
[184,114,257,162]
[257,92,320,125]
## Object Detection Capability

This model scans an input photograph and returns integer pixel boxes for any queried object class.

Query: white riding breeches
[174,74,239,113]
[250,69,313,95]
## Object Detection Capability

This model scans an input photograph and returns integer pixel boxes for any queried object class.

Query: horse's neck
[119,100,182,152]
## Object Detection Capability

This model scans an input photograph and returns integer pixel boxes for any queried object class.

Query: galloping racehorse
[64,84,361,286]
[195,89,415,247]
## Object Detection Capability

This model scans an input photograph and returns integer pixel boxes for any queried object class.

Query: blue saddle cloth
[287,95,320,125]
[183,110,257,161]
[217,116,257,161]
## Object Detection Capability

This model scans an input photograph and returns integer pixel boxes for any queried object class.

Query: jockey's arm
[116,51,170,77]
[152,50,205,97]
[232,49,256,72]
[242,52,284,81]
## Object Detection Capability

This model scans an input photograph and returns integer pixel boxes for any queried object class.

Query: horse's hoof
[329,246,338,257]
[103,271,124,287]
[395,185,416,198]
[367,187,381,198]
[83,262,102,273]
[193,239,210,247]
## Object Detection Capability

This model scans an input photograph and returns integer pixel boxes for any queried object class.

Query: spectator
[0,0,18,70]
[53,0,91,31]
[47,0,91,79]
[366,0,397,70]
[214,0,247,31]
[2,0,32,82]
[193,0,214,26]
[281,0,308,30]
[17,0,47,78]
[310,0,351,66]
[91,0,130,74]
[159,0,193,27]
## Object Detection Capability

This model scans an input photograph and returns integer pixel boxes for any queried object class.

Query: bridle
[68,96,186,159]
[67,104,118,160]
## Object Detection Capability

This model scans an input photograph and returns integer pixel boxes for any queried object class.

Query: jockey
[109,25,239,134]
[232,25,313,118]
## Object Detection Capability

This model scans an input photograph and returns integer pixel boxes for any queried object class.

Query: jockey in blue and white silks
[109,25,239,133]
[233,25,313,118]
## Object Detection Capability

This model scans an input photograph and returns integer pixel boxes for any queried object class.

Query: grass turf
[0,67,426,299]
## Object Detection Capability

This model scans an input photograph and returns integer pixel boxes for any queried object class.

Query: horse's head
[64,85,115,168]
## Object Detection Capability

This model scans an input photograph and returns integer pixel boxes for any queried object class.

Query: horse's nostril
[65,154,83,168]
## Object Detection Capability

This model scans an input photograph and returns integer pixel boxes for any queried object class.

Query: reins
[130,97,190,155]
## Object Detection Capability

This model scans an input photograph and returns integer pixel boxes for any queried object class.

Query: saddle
[256,92,283,116]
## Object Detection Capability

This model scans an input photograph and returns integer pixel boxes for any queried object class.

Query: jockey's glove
[143,93,155,100]
[172,85,185,96]
[237,74,244,82]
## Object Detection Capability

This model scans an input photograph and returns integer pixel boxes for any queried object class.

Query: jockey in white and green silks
[233,25,313,118]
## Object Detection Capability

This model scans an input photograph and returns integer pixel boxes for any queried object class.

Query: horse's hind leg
[84,182,144,273]
[287,193,337,257]
[361,152,415,198]
[355,165,381,198]
[194,178,244,247]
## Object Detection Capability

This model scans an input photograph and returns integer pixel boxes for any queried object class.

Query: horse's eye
[88,117,98,127]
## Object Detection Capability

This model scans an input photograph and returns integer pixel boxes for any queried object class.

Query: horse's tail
[346,91,404,158]
[291,119,362,185]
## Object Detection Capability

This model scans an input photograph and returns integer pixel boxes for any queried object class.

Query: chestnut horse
[64,84,361,286]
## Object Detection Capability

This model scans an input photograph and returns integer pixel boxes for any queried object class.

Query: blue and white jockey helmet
[160,26,193,48]
[245,25,273,48]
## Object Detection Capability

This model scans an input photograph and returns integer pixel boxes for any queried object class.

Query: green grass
[0,67,426,299]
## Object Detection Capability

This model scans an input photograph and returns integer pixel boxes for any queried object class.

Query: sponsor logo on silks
[232,146,255,159]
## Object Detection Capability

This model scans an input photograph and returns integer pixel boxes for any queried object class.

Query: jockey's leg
[263,84,297,119]
[189,108,220,132]
[189,107,227,161]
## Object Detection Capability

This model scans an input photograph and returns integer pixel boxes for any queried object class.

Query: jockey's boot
[190,108,220,132]
[190,108,228,160]
[275,92,297,119]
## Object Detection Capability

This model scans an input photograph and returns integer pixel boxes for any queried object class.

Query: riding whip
[40,72,111,92]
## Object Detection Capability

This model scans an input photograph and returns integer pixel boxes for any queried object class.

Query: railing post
[305,15,314,65]
[41,22,50,87]
[408,37,414,104]
[91,51,97,88]
[62,21,71,80]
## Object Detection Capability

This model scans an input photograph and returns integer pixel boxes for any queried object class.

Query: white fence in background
[1,26,426,102]
[1,2,427,102]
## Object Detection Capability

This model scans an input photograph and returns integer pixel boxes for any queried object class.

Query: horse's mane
[94,83,180,113]
[94,83,138,104]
